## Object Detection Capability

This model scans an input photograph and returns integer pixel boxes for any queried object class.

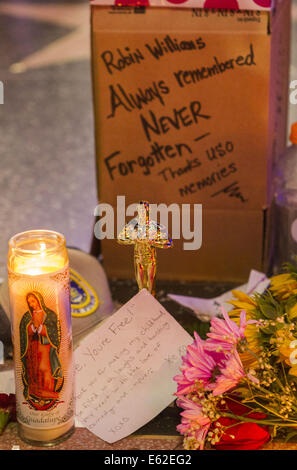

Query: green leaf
[283,262,297,279]
[0,410,10,434]
[260,327,276,335]
[254,291,283,320]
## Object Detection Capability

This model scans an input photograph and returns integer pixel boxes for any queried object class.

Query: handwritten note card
[74,289,192,443]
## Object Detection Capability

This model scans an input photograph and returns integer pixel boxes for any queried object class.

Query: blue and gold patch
[70,268,99,317]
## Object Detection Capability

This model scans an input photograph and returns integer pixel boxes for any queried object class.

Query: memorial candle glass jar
[8,230,75,446]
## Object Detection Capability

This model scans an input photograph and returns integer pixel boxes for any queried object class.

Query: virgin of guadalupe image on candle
[19,291,64,411]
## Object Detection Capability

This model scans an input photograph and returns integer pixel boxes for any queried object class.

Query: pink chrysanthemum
[212,350,245,396]
[174,325,259,400]
[212,350,259,396]
[206,308,257,353]
[176,396,211,450]
[174,332,228,395]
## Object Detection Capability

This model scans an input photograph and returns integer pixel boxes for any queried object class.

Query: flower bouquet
[174,264,297,450]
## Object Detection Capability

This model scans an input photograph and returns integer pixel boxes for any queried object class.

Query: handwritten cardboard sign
[91,4,290,282]
[74,289,192,443]
[93,9,270,210]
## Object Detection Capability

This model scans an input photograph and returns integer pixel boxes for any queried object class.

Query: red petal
[219,397,267,419]
[0,394,16,422]
[214,421,270,450]
[0,394,10,408]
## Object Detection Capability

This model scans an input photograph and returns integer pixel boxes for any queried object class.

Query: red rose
[0,393,16,422]
[214,418,270,450]
[214,398,270,450]
[219,398,267,420]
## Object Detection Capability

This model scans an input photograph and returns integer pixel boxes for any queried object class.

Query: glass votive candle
[8,230,75,446]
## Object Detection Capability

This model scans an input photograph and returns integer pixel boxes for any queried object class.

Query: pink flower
[174,332,204,395]
[174,320,260,398]
[212,350,245,396]
[212,350,258,396]
[174,332,228,395]
[206,309,256,353]
[176,396,211,450]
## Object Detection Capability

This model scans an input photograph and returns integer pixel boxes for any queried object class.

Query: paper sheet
[0,369,15,394]
[0,341,3,365]
[168,270,270,321]
[74,289,192,443]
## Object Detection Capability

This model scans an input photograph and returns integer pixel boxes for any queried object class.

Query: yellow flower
[228,290,260,369]
[228,275,297,376]
[279,339,293,366]
[288,365,297,377]
[270,273,297,301]
[228,290,257,315]
[239,323,261,369]
[278,338,297,377]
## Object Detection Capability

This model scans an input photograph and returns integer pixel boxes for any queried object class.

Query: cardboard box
[90,0,291,282]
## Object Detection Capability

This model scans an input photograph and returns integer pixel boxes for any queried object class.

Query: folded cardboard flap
[91,6,270,32]
[90,2,290,282]
[90,0,273,11]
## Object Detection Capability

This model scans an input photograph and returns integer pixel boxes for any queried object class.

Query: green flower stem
[245,347,260,363]
[281,361,289,388]
[245,379,274,396]
[251,400,297,423]
[238,384,297,423]
[226,395,255,411]
[243,377,297,421]
[221,412,297,428]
